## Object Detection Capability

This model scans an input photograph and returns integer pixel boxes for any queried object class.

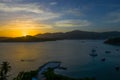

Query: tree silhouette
[0,62,11,80]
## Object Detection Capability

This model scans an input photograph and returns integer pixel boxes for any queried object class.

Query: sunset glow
[0,0,120,37]
[0,19,51,37]
[0,29,40,37]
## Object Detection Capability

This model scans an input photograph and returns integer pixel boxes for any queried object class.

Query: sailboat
[89,49,98,57]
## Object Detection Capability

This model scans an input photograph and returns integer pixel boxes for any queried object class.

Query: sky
[0,0,120,37]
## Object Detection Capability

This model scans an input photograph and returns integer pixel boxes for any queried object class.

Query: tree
[0,62,11,80]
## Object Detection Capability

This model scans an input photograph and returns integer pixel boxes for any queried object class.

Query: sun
[20,29,40,37]
[21,29,29,37]
[23,32,28,37]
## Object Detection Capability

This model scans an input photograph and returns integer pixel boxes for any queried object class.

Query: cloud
[50,2,57,5]
[54,19,92,27]
[0,19,52,30]
[0,0,22,3]
[65,8,83,16]
[0,3,44,13]
[106,10,120,23]
[0,2,61,24]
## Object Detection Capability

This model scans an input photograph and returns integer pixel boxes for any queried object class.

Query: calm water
[0,40,120,80]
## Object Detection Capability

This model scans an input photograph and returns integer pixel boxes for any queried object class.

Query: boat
[115,67,119,71]
[105,51,111,54]
[101,58,106,62]
[89,49,98,57]
[92,49,96,53]
[89,53,98,57]
[21,59,35,62]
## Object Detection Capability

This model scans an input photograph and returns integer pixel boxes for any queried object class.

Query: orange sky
[0,19,52,37]
[0,29,42,37]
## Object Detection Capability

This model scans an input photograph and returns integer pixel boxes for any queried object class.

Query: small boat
[89,53,98,57]
[21,59,35,62]
[116,49,119,51]
[101,58,106,62]
[105,51,111,54]
[92,49,96,53]
[115,67,119,71]
[89,49,98,57]
[21,59,25,62]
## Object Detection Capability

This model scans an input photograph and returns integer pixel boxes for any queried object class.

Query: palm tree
[0,62,11,80]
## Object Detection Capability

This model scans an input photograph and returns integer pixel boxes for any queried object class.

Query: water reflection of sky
[0,40,120,80]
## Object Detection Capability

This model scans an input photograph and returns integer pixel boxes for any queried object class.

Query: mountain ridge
[35,30,120,39]
[0,30,120,42]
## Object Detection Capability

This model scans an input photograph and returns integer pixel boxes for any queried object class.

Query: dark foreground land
[0,61,95,80]
[104,37,120,45]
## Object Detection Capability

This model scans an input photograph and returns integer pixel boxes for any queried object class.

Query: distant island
[104,37,120,46]
[0,30,120,42]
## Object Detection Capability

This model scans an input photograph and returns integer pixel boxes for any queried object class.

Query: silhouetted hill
[0,35,58,42]
[0,30,120,42]
[36,30,120,39]
[0,37,10,40]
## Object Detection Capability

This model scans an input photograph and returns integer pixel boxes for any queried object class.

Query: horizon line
[0,29,120,38]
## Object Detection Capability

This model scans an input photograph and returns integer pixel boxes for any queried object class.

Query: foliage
[13,70,38,80]
[0,62,11,80]
[0,62,96,80]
